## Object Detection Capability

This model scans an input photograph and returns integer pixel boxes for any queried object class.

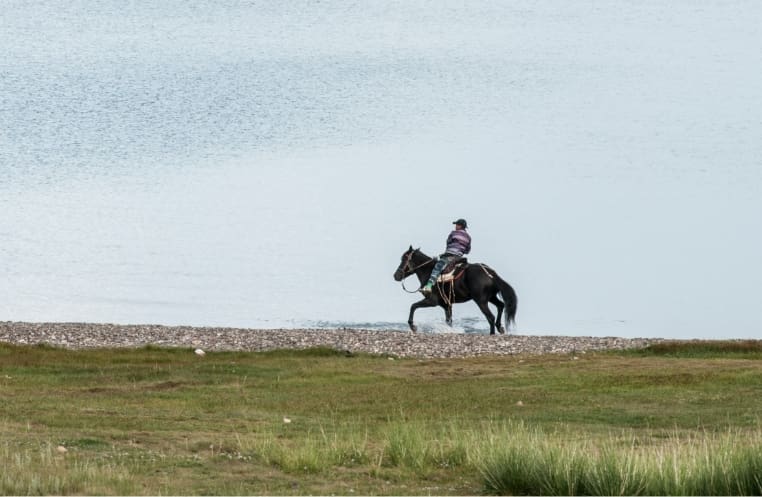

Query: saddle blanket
[436,262,467,283]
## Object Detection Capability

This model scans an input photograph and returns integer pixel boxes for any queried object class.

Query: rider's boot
[421,282,433,295]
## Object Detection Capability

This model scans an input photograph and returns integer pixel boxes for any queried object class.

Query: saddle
[436,257,468,284]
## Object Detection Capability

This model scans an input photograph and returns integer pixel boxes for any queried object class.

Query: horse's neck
[412,255,434,283]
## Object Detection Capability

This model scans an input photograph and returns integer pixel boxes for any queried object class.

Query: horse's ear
[408,244,414,251]
[415,247,420,252]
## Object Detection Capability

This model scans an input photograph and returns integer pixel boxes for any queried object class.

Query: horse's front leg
[444,306,453,326]
[408,298,437,332]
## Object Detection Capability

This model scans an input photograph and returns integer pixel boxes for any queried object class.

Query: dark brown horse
[393,246,517,334]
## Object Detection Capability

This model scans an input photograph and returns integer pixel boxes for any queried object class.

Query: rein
[436,266,466,307]
[401,279,423,293]
[399,252,434,293]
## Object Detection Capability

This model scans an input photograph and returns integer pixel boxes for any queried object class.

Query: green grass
[481,428,762,495]
[1,340,762,495]
[620,339,762,358]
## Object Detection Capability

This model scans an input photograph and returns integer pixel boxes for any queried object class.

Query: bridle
[398,250,434,293]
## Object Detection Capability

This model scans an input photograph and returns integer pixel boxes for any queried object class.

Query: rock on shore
[0,321,666,359]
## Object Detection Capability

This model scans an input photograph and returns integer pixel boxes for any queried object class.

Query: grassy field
[1,340,762,495]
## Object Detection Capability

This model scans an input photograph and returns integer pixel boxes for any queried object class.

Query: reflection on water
[2,1,761,338]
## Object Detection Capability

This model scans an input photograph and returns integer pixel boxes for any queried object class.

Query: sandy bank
[0,321,671,359]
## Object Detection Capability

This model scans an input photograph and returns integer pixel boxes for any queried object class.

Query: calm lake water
[2,1,761,338]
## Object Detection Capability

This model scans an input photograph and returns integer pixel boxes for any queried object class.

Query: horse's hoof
[499,327,506,335]
[409,324,417,333]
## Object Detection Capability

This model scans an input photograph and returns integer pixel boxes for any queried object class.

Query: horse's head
[393,245,424,281]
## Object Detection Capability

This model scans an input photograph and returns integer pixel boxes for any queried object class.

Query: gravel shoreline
[0,321,668,359]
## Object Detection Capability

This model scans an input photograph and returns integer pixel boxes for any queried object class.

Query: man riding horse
[394,218,517,334]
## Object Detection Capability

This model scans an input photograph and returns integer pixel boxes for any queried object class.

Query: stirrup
[420,285,432,295]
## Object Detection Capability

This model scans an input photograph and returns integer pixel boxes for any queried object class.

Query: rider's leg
[422,256,450,293]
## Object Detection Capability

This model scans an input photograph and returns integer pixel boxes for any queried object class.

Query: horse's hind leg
[476,299,498,335]
[490,295,506,334]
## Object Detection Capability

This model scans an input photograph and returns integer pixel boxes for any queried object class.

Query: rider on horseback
[421,218,471,295]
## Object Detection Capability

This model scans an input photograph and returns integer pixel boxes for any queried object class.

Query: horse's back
[459,263,501,293]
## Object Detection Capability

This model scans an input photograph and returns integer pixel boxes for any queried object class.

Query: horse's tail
[496,275,517,329]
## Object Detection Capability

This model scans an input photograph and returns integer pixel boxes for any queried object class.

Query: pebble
[0,321,666,359]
